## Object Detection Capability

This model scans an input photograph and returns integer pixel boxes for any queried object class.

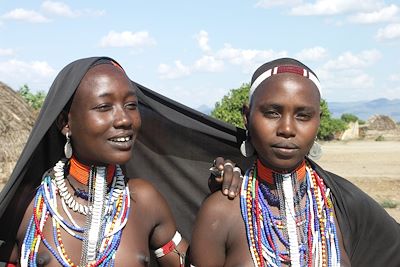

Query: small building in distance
[360,115,400,141]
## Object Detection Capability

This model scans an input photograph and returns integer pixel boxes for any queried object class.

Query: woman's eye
[263,111,280,118]
[94,104,111,111]
[297,113,312,120]
[125,102,138,110]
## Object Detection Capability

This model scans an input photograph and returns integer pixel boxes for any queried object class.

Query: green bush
[318,100,347,140]
[18,84,46,110]
[380,200,398,209]
[341,113,359,123]
[211,83,249,128]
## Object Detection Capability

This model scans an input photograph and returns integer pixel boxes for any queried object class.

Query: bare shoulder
[191,191,242,265]
[202,191,239,211]
[196,191,240,230]
[127,178,172,222]
[127,178,163,203]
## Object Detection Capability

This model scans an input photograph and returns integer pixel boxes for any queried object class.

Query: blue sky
[1,1,400,110]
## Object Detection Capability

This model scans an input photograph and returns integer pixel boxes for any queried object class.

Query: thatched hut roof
[0,82,36,184]
[367,115,397,130]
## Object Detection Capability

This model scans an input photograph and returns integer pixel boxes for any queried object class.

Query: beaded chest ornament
[240,160,340,267]
[20,158,130,267]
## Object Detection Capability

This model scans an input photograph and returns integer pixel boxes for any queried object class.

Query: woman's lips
[271,143,299,157]
[108,135,134,150]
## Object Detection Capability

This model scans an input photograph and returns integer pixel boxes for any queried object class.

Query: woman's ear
[242,104,250,129]
[56,111,69,136]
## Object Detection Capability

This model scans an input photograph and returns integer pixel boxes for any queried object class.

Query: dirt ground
[316,140,400,223]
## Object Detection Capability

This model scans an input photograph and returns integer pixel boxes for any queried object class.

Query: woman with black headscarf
[0,57,191,266]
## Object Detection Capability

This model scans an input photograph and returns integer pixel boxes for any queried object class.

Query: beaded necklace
[69,156,116,186]
[240,160,340,267]
[21,158,130,267]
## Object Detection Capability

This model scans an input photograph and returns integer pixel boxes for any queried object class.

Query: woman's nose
[277,116,295,138]
[113,106,132,128]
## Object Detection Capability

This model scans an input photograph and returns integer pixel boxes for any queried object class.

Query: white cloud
[323,50,381,70]
[216,43,287,73]
[0,48,15,56]
[194,56,224,72]
[290,0,384,16]
[41,1,105,18]
[389,73,400,81]
[316,50,383,98]
[351,72,375,87]
[42,1,75,17]
[99,31,156,48]
[295,46,327,61]
[0,59,56,90]
[157,36,288,80]
[158,55,224,80]
[255,0,303,8]
[318,68,375,100]
[1,8,49,23]
[349,4,399,24]
[0,59,55,77]
[375,23,400,41]
[195,30,211,52]
[158,61,191,79]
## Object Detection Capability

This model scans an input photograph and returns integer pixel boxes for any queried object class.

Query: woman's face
[66,64,141,166]
[247,73,320,172]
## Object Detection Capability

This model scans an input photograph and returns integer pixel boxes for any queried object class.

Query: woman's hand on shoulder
[209,157,243,199]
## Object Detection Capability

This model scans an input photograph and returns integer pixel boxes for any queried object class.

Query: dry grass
[0,82,35,184]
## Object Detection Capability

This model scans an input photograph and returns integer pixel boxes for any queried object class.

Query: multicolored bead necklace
[20,158,130,267]
[240,160,340,267]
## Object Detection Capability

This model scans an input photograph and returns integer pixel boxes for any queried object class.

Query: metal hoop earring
[308,140,322,160]
[64,132,72,159]
[240,130,255,157]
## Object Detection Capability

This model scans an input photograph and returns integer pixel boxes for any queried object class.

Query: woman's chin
[265,158,304,173]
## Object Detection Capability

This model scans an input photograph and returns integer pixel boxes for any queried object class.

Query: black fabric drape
[310,160,400,266]
[127,82,254,240]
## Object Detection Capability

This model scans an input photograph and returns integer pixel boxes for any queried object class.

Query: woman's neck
[69,156,116,186]
[256,158,306,185]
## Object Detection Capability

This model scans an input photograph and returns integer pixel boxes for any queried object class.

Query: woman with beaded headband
[190,58,400,266]
[0,57,198,267]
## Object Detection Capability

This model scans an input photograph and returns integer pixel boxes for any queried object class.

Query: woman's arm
[129,179,188,267]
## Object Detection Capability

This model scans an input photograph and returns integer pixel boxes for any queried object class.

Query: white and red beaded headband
[249,65,322,100]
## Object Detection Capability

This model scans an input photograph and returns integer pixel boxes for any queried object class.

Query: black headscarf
[0,56,252,259]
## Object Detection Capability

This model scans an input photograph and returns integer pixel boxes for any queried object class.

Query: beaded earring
[240,130,254,157]
[64,132,72,159]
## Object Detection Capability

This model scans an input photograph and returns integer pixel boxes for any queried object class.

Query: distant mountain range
[196,98,400,122]
[329,98,400,122]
